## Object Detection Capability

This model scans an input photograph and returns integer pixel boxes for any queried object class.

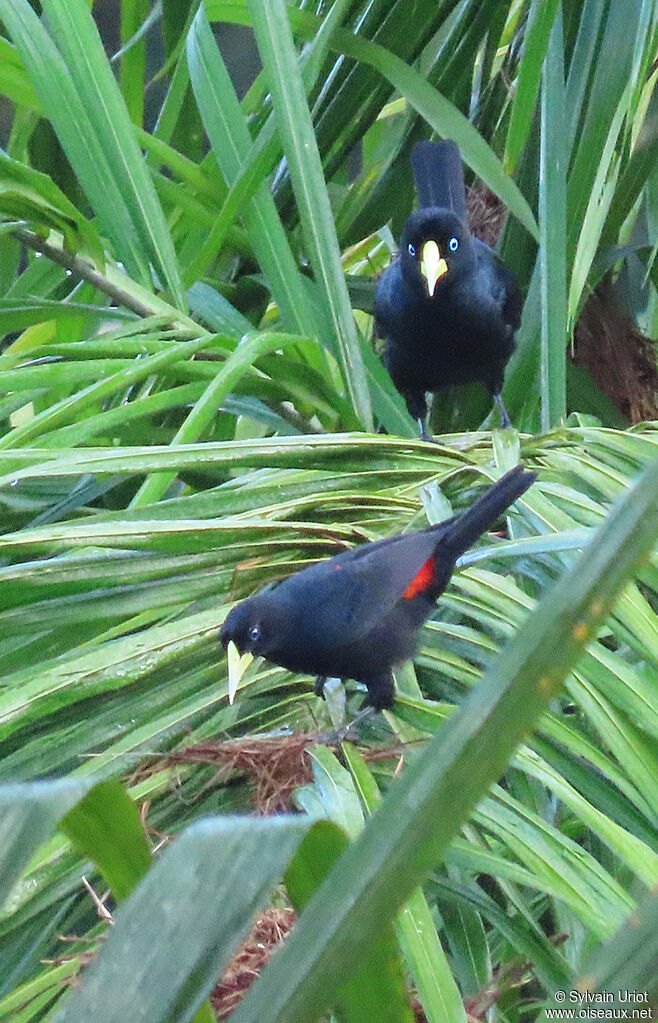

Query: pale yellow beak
[420,239,448,297]
[227,641,254,705]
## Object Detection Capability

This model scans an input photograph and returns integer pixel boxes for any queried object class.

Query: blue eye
[448,237,459,252]
[250,625,261,642]
[407,243,416,257]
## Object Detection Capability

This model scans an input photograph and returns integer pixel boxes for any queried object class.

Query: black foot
[493,392,512,429]
[313,675,327,699]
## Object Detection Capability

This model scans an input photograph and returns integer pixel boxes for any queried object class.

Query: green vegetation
[0,1,656,1020]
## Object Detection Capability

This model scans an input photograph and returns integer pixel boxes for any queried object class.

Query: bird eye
[448,236,459,252]
[249,625,261,643]
[407,242,416,257]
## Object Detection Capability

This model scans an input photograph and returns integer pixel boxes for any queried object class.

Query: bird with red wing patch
[221,467,536,712]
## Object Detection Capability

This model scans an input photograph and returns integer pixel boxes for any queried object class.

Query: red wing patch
[402,555,437,600]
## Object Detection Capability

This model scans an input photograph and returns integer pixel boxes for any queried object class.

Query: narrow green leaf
[0,38,40,112]
[563,0,606,153]
[285,819,349,911]
[248,0,372,430]
[0,150,102,263]
[568,96,626,322]
[38,384,205,450]
[0,432,446,489]
[183,0,355,288]
[0,605,225,743]
[293,747,413,1023]
[119,0,148,126]
[540,892,658,1019]
[0,0,185,305]
[439,900,490,999]
[0,338,210,450]
[162,0,195,57]
[186,8,318,337]
[0,961,81,1020]
[342,743,469,1023]
[567,0,648,250]
[602,84,658,247]
[433,878,570,994]
[187,282,254,337]
[300,745,365,840]
[538,8,567,429]
[0,778,92,908]
[476,791,633,935]
[149,49,192,152]
[359,337,416,437]
[179,132,285,287]
[504,0,561,173]
[43,0,186,305]
[514,746,658,887]
[60,780,152,903]
[0,300,129,337]
[397,890,468,1023]
[129,331,308,506]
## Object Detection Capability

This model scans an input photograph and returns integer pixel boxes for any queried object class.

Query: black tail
[438,466,536,559]
[411,139,467,222]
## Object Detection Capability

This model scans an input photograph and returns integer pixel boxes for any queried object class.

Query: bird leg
[493,392,512,429]
[403,393,432,443]
[314,675,327,699]
[417,417,432,442]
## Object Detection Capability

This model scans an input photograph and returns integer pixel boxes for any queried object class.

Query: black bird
[375,139,522,440]
[221,466,535,711]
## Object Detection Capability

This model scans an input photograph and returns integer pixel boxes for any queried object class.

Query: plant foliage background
[0,0,656,1021]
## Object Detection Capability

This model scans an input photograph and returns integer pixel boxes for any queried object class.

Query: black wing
[498,260,522,333]
[411,140,467,221]
[275,528,442,652]
[373,258,406,338]
[473,239,522,333]
[273,467,534,652]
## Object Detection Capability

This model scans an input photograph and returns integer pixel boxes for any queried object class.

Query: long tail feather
[411,139,467,221]
[437,466,536,559]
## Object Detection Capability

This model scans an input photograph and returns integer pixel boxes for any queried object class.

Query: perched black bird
[375,139,522,440]
[221,466,535,711]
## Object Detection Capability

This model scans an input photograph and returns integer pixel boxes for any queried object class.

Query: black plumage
[221,466,536,711]
[375,139,522,439]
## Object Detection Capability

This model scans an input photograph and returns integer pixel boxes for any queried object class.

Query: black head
[400,208,475,297]
[221,591,294,702]
[220,592,288,661]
